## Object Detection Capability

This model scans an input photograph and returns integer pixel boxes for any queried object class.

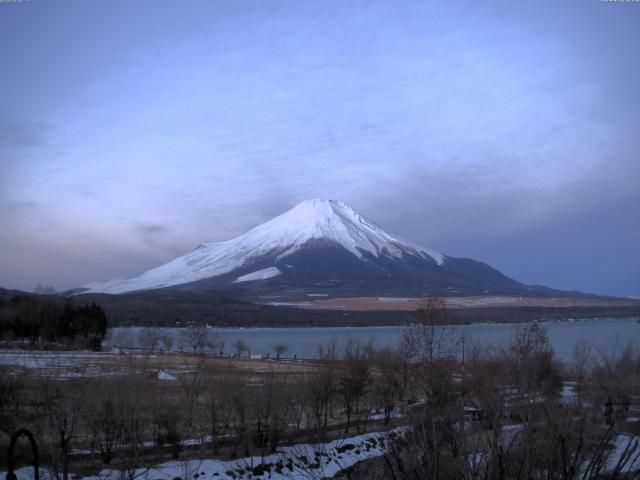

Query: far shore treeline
[0,291,108,350]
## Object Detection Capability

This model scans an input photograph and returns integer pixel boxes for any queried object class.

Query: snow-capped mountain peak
[81,199,444,294]
[263,199,444,264]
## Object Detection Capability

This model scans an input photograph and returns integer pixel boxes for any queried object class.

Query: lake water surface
[109,317,640,361]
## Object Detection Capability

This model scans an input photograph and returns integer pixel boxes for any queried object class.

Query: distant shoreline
[3,287,640,328]
[114,315,640,330]
[106,305,640,328]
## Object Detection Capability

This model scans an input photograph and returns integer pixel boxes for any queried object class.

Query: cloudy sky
[1,0,638,296]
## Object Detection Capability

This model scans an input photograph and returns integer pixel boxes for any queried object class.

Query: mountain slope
[79,199,551,298]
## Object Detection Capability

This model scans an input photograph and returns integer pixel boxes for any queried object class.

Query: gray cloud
[135,223,171,243]
[0,121,53,149]
[133,223,185,255]
[356,152,640,296]
[1,199,36,213]
[137,224,170,236]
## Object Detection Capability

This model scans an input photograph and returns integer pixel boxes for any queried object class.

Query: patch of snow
[158,370,177,381]
[265,301,312,306]
[369,408,403,421]
[446,296,522,307]
[499,424,525,447]
[603,434,640,474]
[179,435,213,447]
[233,267,281,283]
[561,382,578,406]
[376,297,413,303]
[467,451,489,470]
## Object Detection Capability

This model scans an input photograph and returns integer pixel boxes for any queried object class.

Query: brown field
[262,295,639,311]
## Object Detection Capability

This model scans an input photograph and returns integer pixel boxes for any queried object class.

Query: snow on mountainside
[82,199,445,294]
[233,267,281,283]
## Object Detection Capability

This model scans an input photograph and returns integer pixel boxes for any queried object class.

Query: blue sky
[0,0,638,296]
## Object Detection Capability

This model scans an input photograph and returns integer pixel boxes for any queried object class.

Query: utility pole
[461,334,466,403]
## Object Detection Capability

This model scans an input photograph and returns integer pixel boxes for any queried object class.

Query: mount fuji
[79,199,557,298]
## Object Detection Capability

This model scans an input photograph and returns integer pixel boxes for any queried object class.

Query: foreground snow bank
[93,428,404,480]
[604,433,640,474]
[5,428,405,480]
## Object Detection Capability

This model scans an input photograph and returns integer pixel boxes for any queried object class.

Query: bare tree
[160,332,174,353]
[203,370,234,454]
[139,328,162,353]
[0,370,23,436]
[228,378,251,457]
[401,295,457,363]
[338,339,373,433]
[152,400,182,459]
[248,370,293,457]
[39,374,87,480]
[233,339,249,358]
[505,322,562,417]
[306,341,338,439]
[180,324,209,354]
[591,341,640,424]
[372,347,404,425]
[112,328,135,355]
[571,339,592,383]
[117,353,152,479]
[178,362,205,435]
[274,342,289,360]
[208,331,227,356]
[86,383,121,464]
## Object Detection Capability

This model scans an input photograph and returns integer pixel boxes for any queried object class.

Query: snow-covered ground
[375,297,413,303]
[0,349,117,377]
[158,369,177,381]
[480,426,640,476]
[375,295,523,307]
[560,381,579,406]
[0,349,188,379]
[4,428,406,480]
[445,296,521,307]
[604,434,640,474]
[0,350,106,368]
